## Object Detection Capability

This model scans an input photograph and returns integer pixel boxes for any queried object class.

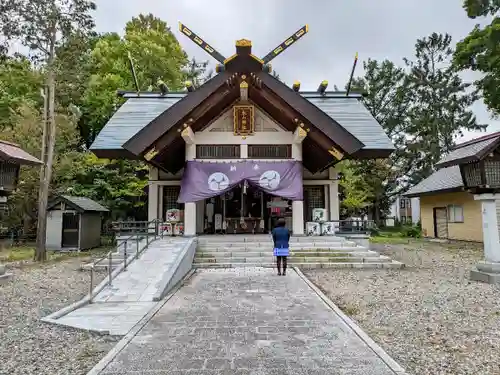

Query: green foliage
[184,57,213,88]
[338,160,371,216]
[401,225,422,238]
[55,153,148,219]
[62,13,189,145]
[454,1,500,116]
[1,104,81,228]
[0,0,96,63]
[0,54,43,129]
[404,33,485,183]
[346,33,484,221]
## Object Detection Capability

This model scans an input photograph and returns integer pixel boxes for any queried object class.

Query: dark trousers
[276,256,287,274]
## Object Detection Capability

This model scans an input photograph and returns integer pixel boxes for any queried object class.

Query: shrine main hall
[90,24,394,236]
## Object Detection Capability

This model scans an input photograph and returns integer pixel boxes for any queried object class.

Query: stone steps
[193,261,404,269]
[194,255,392,263]
[198,246,362,253]
[194,235,403,269]
[196,250,380,258]
[197,240,356,246]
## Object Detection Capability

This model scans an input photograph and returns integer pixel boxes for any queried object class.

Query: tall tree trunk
[374,198,381,226]
[35,30,57,262]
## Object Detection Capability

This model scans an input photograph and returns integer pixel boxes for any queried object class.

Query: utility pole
[35,86,49,261]
[35,35,57,262]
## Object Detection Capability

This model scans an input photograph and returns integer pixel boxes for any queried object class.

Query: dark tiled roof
[437,132,500,168]
[49,196,109,212]
[306,97,394,150]
[0,140,42,165]
[90,93,393,153]
[404,166,463,197]
[406,132,500,197]
[91,97,183,152]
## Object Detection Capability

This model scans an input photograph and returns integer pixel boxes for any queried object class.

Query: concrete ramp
[42,237,197,335]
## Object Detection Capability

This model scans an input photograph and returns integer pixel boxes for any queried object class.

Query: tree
[404,32,486,183]
[338,161,371,217]
[454,0,500,116]
[0,54,43,130]
[346,59,413,221]
[76,14,188,145]
[346,34,484,222]
[184,57,213,88]
[0,0,96,261]
[55,154,148,220]
[2,104,81,231]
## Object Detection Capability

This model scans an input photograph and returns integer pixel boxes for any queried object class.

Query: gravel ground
[305,240,500,375]
[0,258,120,375]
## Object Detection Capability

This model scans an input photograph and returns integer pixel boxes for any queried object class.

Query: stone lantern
[438,133,500,283]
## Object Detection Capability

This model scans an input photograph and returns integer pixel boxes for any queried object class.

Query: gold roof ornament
[236,39,252,47]
[144,147,158,161]
[328,146,344,160]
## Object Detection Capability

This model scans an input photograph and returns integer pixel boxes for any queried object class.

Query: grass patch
[370,236,412,244]
[0,246,111,263]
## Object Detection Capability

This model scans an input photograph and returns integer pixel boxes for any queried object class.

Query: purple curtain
[178,160,303,203]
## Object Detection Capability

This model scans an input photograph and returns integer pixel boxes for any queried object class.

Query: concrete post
[471,193,500,283]
[147,167,159,223]
[328,167,340,221]
[291,129,305,235]
[184,143,196,236]
[292,200,304,235]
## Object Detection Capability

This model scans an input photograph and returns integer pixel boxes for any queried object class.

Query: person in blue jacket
[272,217,290,276]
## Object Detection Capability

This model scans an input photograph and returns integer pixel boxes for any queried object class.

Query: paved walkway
[95,268,403,374]
[52,238,190,335]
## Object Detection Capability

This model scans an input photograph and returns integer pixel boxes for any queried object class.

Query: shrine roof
[0,140,42,166]
[404,166,463,197]
[436,131,500,169]
[90,92,393,158]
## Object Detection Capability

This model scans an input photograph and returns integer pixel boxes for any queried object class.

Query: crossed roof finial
[178,22,309,71]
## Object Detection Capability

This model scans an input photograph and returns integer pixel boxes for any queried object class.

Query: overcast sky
[93,0,499,142]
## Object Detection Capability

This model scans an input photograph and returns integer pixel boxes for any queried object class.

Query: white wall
[46,210,63,250]
[411,197,421,223]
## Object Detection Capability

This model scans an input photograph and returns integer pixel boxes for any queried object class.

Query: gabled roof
[436,131,500,168]
[90,92,393,157]
[48,195,109,213]
[306,96,394,153]
[91,96,183,158]
[123,71,232,156]
[255,72,364,155]
[0,140,42,166]
[404,133,500,198]
[404,166,464,198]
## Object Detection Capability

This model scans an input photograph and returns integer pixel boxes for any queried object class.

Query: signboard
[267,201,289,208]
[233,105,254,136]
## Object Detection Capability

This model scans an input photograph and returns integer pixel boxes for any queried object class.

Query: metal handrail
[88,219,162,303]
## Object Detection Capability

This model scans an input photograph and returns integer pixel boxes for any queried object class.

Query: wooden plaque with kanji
[233,105,255,136]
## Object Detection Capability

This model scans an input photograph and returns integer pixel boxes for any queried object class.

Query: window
[248,145,292,158]
[162,186,184,218]
[304,186,325,221]
[399,198,410,209]
[447,205,464,223]
[196,145,240,159]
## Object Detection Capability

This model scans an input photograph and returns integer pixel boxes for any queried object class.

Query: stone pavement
[95,268,403,374]
[51,238,191,335]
